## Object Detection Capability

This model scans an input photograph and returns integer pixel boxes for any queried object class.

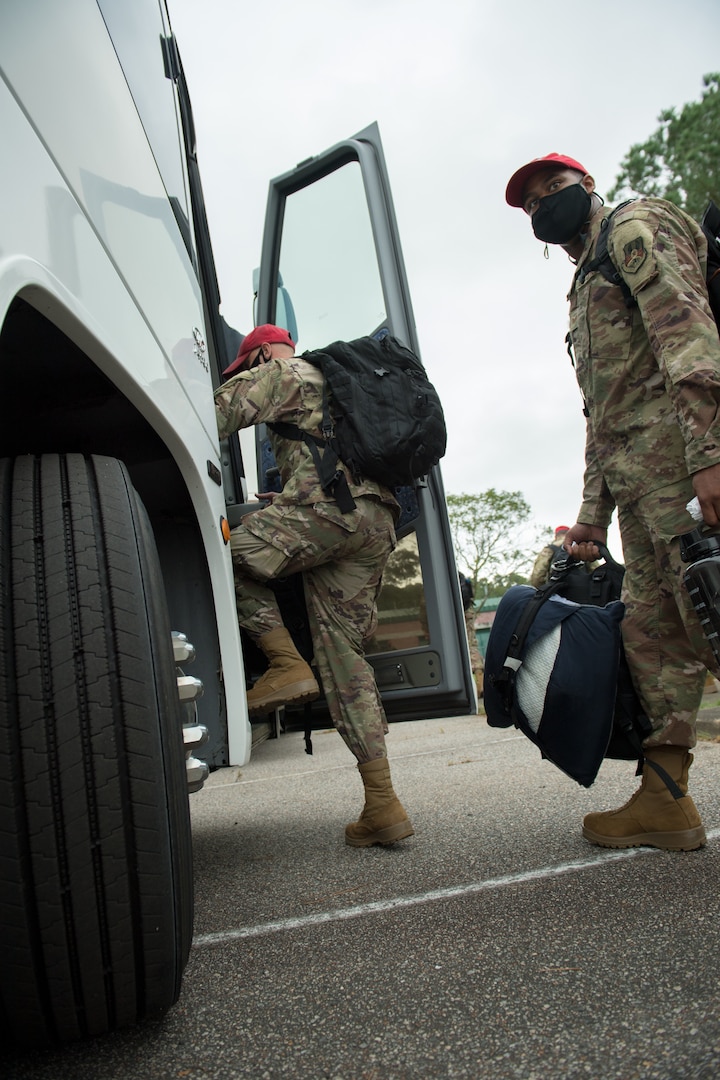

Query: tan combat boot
[246,627,319,715]
[345,758,414,847]
[582,746,706,851]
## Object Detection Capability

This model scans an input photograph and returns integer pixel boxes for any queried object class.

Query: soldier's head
[554,525,570,541]
[505,153,598,250]
[223,324,296,376]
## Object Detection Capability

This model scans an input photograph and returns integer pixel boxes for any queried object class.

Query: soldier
[506,152,720,851]
[529,525,570,588]
[215,324,413,847]
[459,572,484,697]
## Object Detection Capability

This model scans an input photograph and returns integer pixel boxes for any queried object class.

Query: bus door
[253,122,475,721]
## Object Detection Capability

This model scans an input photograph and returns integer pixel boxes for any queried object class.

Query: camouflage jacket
[214,355,399,516]
[567,197,720,528]
[529,543,563,588]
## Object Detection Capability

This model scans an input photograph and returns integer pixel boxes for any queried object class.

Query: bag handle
[549,540,622,578]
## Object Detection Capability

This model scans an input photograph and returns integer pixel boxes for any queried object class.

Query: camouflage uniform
[459,574,483,689]
[568,197,720,747]
[529,543,564,588]
[215,356,399,762]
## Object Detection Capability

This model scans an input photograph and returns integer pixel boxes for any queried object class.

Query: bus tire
[0,453,193,1045]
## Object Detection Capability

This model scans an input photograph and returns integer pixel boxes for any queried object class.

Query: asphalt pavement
[5,709,720,1080]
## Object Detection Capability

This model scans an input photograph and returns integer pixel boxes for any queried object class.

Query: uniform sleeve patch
[622,237,647,274]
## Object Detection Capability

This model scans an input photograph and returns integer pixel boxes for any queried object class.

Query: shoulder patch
[622,237,647,274]
[611,215,658,292]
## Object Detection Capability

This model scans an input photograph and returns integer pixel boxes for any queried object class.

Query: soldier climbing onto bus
[215,324,414,847]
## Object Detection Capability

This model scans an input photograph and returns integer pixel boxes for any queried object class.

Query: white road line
[192,826,719,950]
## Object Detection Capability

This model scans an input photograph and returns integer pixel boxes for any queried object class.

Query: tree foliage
[607,73,720,220]
[446,489,548,600]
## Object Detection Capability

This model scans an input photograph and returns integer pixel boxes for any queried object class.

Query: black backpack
[269,333,447,513]
[579,198,720,327]
[459,573,474,611]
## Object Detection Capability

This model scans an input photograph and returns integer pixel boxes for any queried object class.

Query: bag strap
[491,561,579,717]
[701,200,720,330]
[268,420,356,514]
[267,403,358,516]
[644,758,684,799]
[267,374,357,513]
[577,201,636,308]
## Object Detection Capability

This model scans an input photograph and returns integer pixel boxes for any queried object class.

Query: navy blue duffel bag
[484,546,650,787]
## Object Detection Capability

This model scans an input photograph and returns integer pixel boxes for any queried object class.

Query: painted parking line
[192,826,720,950]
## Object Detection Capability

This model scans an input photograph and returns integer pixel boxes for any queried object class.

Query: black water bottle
[680,527,720,664]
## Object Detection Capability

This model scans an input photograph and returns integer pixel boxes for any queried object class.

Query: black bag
[484,544,652,787]
[702,200,720,329]
[269,332,447,512]
[459,572,474,611]
[546,546,653,762]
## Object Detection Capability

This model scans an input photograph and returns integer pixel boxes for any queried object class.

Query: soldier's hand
[562,522,607,561]
[692,463,720,527]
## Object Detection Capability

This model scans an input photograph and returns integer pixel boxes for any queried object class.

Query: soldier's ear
[581,174,596,195]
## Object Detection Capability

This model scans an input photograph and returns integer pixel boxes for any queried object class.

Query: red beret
[505,153,588,208]
[223,323,296,376]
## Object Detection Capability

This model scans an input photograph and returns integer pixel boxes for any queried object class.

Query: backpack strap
[643,757,684,799]
[490,568,575,717]
[268,421,357,513]
[268,378,357,513]
[577,200,637,308]
[701,200,720,329]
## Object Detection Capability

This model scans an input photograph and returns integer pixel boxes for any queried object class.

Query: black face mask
[532,183,592,245]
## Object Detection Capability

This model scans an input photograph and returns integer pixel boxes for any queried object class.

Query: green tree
[446,489,548,601]
[607,72,720,220]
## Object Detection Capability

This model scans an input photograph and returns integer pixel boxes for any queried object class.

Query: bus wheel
[0,453,193,1045]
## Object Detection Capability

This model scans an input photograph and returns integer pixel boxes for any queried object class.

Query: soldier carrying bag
[484,544,652,787]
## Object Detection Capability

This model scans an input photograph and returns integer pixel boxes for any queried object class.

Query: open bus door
[247,122,475,723]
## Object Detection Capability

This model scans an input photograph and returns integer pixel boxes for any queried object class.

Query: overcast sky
[168,0,719,557]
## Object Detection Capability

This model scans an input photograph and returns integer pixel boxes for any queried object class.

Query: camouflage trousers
[619,486,719,749]
[464,608,483,674]
[229,496,396,762]
[464,608,484,699]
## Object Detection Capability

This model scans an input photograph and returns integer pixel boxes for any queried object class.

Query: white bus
[0,0,474,1044]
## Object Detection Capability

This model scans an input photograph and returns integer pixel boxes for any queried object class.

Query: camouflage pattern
[618,484,717,749]
[459,573,483,690]
[529,543,564,588]
[215,356,400,762]
[568,198,720,527]
[567,197,720,746]
[215,357,400,512]
[464,608,483,674]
